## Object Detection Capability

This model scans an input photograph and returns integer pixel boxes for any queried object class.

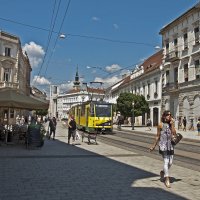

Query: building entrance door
[153,107,159,126]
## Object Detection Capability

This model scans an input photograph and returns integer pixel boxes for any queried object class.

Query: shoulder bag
[171,132,183,145]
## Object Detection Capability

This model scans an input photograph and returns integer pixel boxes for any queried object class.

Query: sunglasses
[166,113,171,116]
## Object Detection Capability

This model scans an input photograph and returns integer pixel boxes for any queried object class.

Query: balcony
[163,82,179,91]
[165,51,180,62]
[0,81,19,89]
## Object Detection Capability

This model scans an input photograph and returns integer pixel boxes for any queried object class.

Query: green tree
[36,109,48,117]
[116,93,149,118]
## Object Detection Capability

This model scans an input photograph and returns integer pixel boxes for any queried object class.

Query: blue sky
[0,0,199,92]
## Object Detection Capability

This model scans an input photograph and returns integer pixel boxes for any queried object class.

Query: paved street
[0,122,199,200]
[116,124,200,141]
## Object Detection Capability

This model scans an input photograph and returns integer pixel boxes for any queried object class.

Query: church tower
[73,66,80,90]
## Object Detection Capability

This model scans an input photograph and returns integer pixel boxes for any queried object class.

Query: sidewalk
[115,125,200,141]
[0,122,199,200]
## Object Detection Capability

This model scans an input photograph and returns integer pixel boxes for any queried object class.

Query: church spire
[73,65,80,90]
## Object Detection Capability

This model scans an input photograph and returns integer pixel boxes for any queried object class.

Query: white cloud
[22,41,45,68]
[92,16,100,21]
[59,82,74,92]
[113,23,119,29]
[105,64,121,73]
[93,75,121,88]
[32,76,50,85]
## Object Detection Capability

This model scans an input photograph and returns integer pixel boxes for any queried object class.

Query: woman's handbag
[171,132,183,145]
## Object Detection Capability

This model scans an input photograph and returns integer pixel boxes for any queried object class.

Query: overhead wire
[0,6,199,83]
[0,16,158,47]
[43,0,71,78]
[33,0,62,86]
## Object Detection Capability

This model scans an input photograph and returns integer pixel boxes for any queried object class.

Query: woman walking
[149,110,176,188]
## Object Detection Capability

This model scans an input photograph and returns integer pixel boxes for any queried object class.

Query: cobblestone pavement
[0,122,199,200]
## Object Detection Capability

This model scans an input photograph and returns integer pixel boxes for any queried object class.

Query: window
[184,33,188,49]
[5,47,11,56]
[95,104,111,117]
[143,85,145,96]
[10,110,14,118]
[166,43,169,53]
[4,68,10,82]
[166,70,169,85]
[174,38,178,48]
[155,80,158,93]
[195,60,200,79]
[184,64,188,82]
[147,83,150,95]
[174,68,178,83]
[194,27,199,44]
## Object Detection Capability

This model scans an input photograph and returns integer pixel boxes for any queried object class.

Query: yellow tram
[69,100,113,134]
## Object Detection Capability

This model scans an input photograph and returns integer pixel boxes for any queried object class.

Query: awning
[0,88,49,110]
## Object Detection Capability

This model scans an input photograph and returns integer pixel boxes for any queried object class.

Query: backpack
[69,119,76,130]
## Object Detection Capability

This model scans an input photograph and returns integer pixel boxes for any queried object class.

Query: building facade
[160,2,200,128]
[0,31,32,124]
[105,50,163,126]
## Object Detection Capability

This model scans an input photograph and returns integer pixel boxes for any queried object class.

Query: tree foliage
[35,109,48,116]
[116,93,149,118]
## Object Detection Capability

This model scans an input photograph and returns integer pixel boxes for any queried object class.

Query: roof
[159,2,200,34]
[142,50,163,74]
[64,87,105,95]
[0,88,49,110]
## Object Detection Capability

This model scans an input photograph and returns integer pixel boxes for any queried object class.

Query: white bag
[75,130,81,140]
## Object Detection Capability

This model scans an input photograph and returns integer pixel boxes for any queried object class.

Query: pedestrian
[146,118,152,130]
[117,112,123,130]
[49,117,57,140]
[149,110,176,188]
[182,116,187,131]
[178,117,182,130]
[189,118,194,131]
[68,115,76,144]
[197,118,200,136]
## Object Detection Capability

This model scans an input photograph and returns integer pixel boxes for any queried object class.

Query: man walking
[68,115,76,144]
[49,117,57,140]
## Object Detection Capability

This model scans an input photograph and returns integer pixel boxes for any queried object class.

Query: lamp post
[132,102,135,130]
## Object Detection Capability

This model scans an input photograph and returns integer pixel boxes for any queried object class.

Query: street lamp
[132,102,135,130]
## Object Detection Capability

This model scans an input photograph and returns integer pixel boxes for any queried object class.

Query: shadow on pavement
[0,139,188,200]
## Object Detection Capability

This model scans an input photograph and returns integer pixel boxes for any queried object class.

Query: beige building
[160,2,200,128]
[0,31,32,124]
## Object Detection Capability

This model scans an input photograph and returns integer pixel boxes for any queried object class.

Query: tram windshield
[95,104,111,117]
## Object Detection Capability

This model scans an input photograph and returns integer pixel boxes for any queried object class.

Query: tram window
[95,104,111,117]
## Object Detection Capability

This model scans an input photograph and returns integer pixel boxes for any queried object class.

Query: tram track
[98,131,200,172]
